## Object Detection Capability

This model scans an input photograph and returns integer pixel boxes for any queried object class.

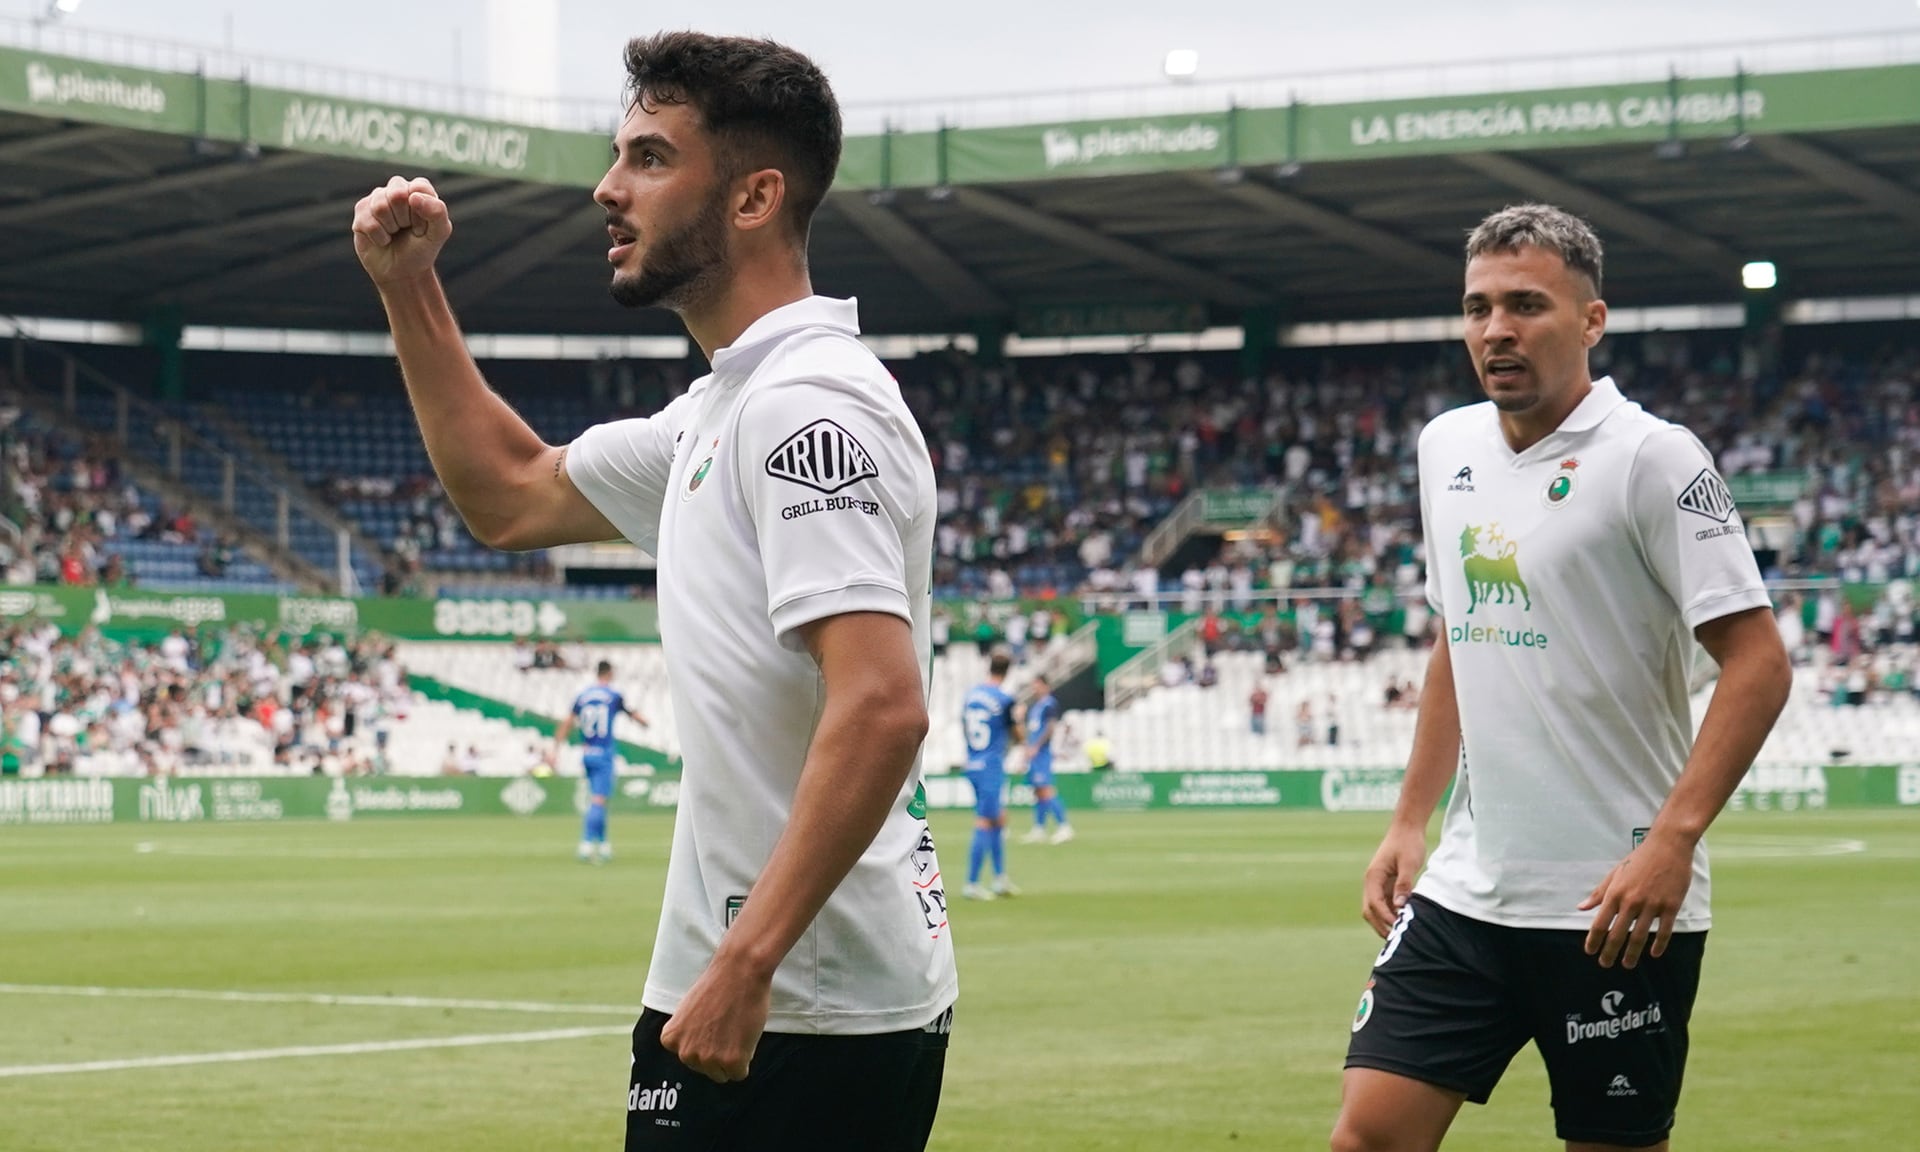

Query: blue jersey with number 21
[572,685,624,760]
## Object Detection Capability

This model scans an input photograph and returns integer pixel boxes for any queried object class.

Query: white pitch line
[0,983,640,1017]
[0,1025,629,1079]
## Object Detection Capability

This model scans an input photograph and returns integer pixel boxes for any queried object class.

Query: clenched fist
[352,176,452,288]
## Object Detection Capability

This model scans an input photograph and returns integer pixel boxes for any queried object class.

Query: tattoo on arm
[553,446,567,478]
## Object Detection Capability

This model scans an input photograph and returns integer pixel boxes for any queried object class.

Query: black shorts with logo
[1345,894,1706,1148]
[626,1005,951,1152]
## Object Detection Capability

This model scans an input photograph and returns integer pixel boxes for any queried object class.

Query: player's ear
[1582,297,1607,349]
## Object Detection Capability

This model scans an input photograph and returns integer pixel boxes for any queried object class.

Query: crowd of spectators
[0,620,409,778]
[17,328,1920,620]
[226,329,1920,612]
[4,404,148,588]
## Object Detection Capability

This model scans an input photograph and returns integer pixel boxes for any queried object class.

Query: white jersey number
[1374,903,1416,969]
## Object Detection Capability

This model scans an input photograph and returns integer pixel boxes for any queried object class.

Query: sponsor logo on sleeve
[1677,468,1737,523]
[765,419,878,495]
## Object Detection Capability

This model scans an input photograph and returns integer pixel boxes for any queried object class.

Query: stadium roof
[2,37,1919,341]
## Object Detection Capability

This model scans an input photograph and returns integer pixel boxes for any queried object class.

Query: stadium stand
[0,620,408,777]
[1,399,288,592]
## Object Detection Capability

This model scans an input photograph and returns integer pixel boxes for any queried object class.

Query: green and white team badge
[1542,456,1579,508]
[1352,981,1376,1033]
[684,437,719,501]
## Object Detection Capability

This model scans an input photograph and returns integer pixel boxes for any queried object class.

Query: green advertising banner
[0,585,661,642]
[247,86,612,186]
[1725,471,1810,508]
[945,112,1233,181]
[0,772,681,827]
[1,584,1087,647]
[8,45,1920,190]
[2,763,1914,827]
[921,763,1920,813]
[0,44,198,132]
[1200,489,1275,525]
[0,45,614,188]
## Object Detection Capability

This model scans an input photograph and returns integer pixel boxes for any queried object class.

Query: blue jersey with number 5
[572,685,624,757]
[962,684,1016,772]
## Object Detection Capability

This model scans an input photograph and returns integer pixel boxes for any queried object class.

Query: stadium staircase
[1133,487,1280,580]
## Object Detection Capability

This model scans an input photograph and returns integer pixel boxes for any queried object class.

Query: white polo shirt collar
[710,295,862,376]
[1494,374,1627,464]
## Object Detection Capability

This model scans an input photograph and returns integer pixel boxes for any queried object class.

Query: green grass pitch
[2,808,1915,1150]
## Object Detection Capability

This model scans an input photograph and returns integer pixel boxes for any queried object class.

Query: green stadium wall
[5,763,1914,826]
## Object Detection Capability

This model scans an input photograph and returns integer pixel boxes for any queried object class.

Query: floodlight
[1742,261,1778,291]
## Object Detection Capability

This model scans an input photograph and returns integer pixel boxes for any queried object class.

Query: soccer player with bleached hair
[1330,203,1791,1152]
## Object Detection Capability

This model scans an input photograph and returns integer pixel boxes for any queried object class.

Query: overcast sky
[11,0,1920,129]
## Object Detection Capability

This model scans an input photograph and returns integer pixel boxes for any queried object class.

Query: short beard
[609,194,730,312]
[1487,391,1539,413]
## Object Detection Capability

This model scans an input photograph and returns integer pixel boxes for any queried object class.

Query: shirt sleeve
[564,391,695,555]
[736,375,926,652]
[1629,425,1773,630]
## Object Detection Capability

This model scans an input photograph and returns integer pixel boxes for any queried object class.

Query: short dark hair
[623,32,842,242]
[1465,203,1604,297]
[989,650,1013,677]
[597,660,614,677]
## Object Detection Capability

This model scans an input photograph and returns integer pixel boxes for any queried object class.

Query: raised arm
[352,176,619,551]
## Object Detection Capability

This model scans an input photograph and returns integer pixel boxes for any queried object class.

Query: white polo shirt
[567,296,956,1034]
[1413,376,1771,930]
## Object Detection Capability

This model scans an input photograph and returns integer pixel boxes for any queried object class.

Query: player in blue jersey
[1018,674,1074,845]
[552,660,649,862]
[961,649,1021,900]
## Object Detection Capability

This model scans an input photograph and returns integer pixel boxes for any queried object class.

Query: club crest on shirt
[765,419,878,495]
[683,437,719,501]
[1541,457,1579,509]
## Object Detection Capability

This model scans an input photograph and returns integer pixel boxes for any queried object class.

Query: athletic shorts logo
[628,1079,681,1113]
[1607,1074,1639,1097]
[1352,981,1376,1033]
[1565,993,1664,1045]
[765,419,878,494]
[1676,468,1736,523]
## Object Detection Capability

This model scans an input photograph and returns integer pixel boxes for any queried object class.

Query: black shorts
[1345,894,1705,1148]
[626,1005,951,1151]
